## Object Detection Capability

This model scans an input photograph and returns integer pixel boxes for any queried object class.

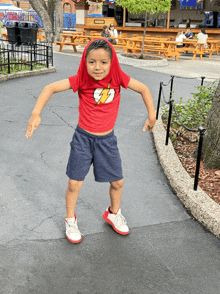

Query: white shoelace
[113,213,127,227]
[66,220,83,236]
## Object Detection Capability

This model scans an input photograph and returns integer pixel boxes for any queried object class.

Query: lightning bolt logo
[96,82,111,106]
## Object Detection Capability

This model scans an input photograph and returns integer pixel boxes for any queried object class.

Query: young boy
[25,39,156,244]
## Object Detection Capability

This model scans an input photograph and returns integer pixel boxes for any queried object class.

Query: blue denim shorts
[66,125,123,182]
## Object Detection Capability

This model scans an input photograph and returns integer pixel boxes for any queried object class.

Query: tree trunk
[28,0,54,43]
[48,0,55,29]
[139,12,147,59]
[54,0,63,41]
[202,79,220,169]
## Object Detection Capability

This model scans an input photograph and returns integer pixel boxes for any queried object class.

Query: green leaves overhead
[116,0,171,15]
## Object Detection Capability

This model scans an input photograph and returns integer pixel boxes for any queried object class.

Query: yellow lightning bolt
[96,83,111,106]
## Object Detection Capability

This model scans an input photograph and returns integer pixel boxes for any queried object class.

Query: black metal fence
[156,75,220,191]
[0,39,53,74]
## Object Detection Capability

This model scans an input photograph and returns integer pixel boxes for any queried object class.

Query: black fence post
[156,82,162,120]
[51,43,53,66]
[7,50,10,74]
[46,46,49,68]
[194,126,205,191]
[201,76,205,86]
[165,76,174,145]
[30,44,33,70]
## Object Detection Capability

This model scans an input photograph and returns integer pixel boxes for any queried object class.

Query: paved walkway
[1,47,220,294]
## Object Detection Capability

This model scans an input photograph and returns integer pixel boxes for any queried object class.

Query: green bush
[162,81,218,131]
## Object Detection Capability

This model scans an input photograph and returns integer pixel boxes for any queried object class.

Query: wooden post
[167,9,170,29]
[123,8,126,27]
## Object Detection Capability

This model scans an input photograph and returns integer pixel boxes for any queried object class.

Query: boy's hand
[25,114,41,138]
[143,118,156,132]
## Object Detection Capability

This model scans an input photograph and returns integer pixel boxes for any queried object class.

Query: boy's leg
[65,179,84,243]
[103,179,129,235]
[109,179,124,213]
[65,179,83,218]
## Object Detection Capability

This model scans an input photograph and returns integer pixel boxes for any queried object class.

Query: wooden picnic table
[206,39,219,57]
[54,34,93,52]
[124,37,173,57]
[125,38,220,61]
[54,33,220,60]
[176,39,219,60]
[1,32,7,40]
[54,33,131,52]
[37,29,46,42]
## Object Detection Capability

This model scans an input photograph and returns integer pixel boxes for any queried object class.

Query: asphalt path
[1,53,220,293]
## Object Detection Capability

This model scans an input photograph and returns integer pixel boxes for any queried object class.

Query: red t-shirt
[68,71,130,133]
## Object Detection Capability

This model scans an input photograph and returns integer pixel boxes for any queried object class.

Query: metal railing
[0,39,53,74]
[156,75,220,191]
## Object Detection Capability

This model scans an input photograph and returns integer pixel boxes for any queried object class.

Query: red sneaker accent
[103,207,129,235]
[66,234,82,244]
[65,216,82,243]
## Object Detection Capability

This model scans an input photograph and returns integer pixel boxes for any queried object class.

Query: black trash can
[6,21,21,44]
[18,21,38,44]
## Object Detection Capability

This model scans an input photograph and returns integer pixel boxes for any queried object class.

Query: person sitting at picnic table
[175,30,186,48]
[197,29,208,48]
[101,25,111,41]
[109,24,118,45]
[185,28,193,39]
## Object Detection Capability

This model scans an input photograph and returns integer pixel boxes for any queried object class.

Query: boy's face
[86,49,111,81]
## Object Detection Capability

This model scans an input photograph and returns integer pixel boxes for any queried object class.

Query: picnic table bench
[175,39,219,60]
[54,33,131,52]
[124,37,219,61]
[37,29,46,42]
[54,34,93,52]
[125,37,180,60]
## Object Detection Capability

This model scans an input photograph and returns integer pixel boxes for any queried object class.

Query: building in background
[1,0,219,29]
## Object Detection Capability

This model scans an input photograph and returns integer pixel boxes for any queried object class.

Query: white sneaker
[103,207,129,235]
[65,216,82,243]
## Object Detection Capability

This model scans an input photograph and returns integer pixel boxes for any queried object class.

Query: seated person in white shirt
[109,24,118,45]
[175,30,186,48]
[197,29,208,48]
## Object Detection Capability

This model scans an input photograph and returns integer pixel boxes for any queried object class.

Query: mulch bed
[163,123,220,205]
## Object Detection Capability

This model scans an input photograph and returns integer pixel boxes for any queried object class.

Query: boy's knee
[110,179,124,190]
[67,179,83,193]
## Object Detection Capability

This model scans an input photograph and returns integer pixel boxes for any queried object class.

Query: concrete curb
[118,53,168,68]
[153,114,220,238]
[0,66,56,82]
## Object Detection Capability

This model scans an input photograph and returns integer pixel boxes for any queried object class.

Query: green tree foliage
[116,0,171,15]
[116,0,171,58]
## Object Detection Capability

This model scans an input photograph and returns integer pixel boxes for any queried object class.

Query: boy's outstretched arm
[25,79,71,138]
[127,78,156,132]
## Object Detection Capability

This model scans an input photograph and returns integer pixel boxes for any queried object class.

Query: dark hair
[201,29,206,34]
[86,39,112,59]
[103,25,107,30]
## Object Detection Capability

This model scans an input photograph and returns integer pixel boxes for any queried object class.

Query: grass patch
[0,57,47,75]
